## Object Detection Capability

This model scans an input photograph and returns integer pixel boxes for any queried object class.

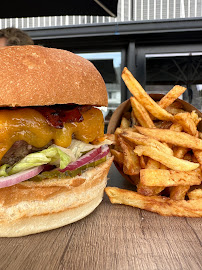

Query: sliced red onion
[0,165,44,189]
[59,145,109,172]
[89,145,110,163]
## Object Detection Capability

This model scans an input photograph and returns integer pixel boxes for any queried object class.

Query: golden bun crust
[0,45,108,107]
[0,156,113,237]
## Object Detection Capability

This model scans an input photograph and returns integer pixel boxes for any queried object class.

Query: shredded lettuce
[68,139,111,159]
[8,146,71,175]
[0,164,10,177]
[0,139,110,177]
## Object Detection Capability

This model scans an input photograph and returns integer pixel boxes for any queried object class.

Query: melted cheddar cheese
[0,107,104,161]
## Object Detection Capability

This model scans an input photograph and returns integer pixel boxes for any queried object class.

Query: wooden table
[0,164,202,270]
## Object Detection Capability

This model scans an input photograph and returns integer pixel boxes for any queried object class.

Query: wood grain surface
[0,164,202,270]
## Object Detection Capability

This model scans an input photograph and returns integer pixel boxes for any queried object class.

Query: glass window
[145,53,202,111]
[77,52,122,126]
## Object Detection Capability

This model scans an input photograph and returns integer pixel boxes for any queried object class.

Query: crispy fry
[104,134,117,144]
[110,149,124,165]
[140,169,201,186]
[137,158,165,196]
[146,158,161,169]
[158,85,186,109]
[134,145,199,171]
[120,129,173,156]
[122,67,174,121]
[105,187,202,217]
[107,67,202,217]
[118,136,140,175]
[188,189,202,200]
[130,97,155,128]
[194,150,202,170]
[115,127,138,136]
[190,110,202,126]
[136,126,202,150]
[120,117,130,129]
[137,183,164,196]
[169,122,183,132]
[169,124,185,155]
[170,186,190,200]
[174,112,198,137]
[140,155,146,169]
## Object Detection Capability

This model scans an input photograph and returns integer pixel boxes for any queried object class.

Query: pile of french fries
[105,67,202,217]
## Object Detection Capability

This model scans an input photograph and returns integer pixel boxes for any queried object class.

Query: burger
[0,45,113,237]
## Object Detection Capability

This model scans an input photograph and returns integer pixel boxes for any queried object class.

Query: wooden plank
[0,164,201,270]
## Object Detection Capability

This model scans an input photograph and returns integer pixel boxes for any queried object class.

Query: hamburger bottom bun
[0,156,113,237]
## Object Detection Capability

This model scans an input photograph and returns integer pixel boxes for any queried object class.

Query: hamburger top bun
[0,45,108,107]
[0,156,113,237]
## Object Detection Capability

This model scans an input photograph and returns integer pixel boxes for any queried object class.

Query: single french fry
[170,124,188,157]
[122,67,174,121]
[114,127,123,135]
[146,158,161,169]
[169,122,183,132]
[115,127,137,136]
[140,169,201,186]
[140,155,146,169]
[136,126,202,150]
[134,145,199,171]
[188,189,202,200]
[137,158,165,196]
[158,85,186,109]
[104,134,117,144]
[130,97,155,128]
[137,182,164,196]
[105,187,202,217]
[110,149,124,165]
[174,112,198,137]
[120,117,130,129]
[170,185,190,200]
[120,129,173,156]
[190,110,202,126]
[118,136,140,175]
[194,150,202,170]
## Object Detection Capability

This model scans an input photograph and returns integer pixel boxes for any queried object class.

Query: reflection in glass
[77,52,122,125]
[146,53,202,111]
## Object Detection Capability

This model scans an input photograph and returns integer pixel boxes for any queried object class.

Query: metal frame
[27,18,202,42]
[27,18,202,102]
[135,43,202,88]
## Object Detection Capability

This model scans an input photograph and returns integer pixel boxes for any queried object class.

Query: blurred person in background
[0,27,34,47]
